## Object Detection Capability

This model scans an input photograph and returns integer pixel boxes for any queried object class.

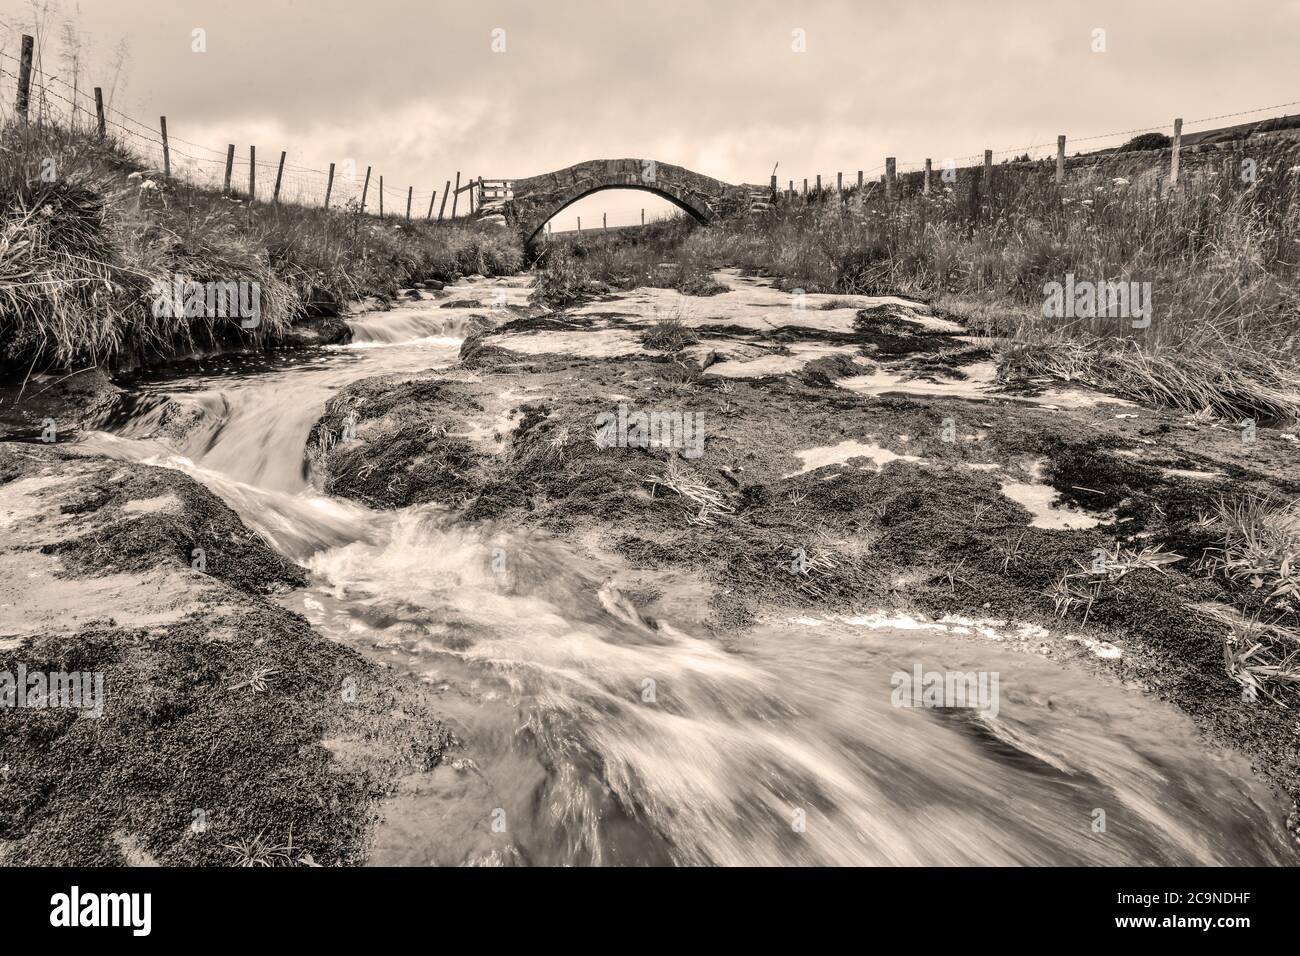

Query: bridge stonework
[475,159,757,241]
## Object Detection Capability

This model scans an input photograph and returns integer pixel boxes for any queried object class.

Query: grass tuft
[1202,495,1300,609]
[640,314,700,352]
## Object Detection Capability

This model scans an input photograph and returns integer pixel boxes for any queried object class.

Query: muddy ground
[0,442,449,865]
[307,271,1300,844]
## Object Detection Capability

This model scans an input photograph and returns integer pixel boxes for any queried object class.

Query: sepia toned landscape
[1,0,1298,887]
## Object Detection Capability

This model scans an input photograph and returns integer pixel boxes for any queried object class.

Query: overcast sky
[4,0,1298,229]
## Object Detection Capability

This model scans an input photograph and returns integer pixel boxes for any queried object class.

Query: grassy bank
[0,120,523,376]
[535,138,1300,421]
[530,218,728,307]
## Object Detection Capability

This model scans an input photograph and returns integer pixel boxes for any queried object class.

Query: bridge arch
[521,182,712,241]
[474,158,750,243]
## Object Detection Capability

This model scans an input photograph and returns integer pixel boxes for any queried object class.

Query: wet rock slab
[302,272,1300,830]
[0,442,450,865]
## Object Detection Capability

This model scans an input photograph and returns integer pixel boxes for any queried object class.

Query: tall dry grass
[0,119,523,374]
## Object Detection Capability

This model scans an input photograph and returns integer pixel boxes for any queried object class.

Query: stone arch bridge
[470,159,765,242]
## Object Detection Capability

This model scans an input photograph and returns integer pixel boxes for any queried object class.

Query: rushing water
[75,276,1293,866]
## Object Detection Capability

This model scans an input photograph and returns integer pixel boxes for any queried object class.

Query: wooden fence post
[983,149,993,202]
[1169,117,1183,189]
[836,171,842,196]
[1056,135,1066,185]
[248,145,256,202]
[603,212,607,231]
[577,216,581,232]
[95,88,106,139]
[223,144,234,195]
[273,151,286,205]
[324,162,335,209]
[438,180,450,221]
[815,174,822,197]
[379,175,384,218]
[360,165,372,214]
[802,178,808,198]
[427,190,436,219]
[451,171,461,218]
[160,117,171,181]
[641,208,645,225]
[857,170,863,189]
[406,186,413,220]
[885,157,896,202]
[924,158,931,195]
[15,35,33,122]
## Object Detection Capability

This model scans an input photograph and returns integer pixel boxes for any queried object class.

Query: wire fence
[3,41,1298,221]
[547,208,681,234]
[784,98,1300,194]
[0,47,459,216]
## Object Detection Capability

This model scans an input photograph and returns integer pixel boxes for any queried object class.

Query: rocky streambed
[3,270,1298,864]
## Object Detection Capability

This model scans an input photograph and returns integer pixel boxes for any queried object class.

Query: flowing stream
[75,276,1293,866]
